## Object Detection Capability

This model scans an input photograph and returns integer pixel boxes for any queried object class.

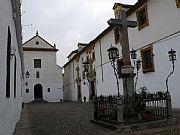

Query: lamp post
[107,45,120,95]
[166,48,176,93]
[130,49,141,91]
[166,48,176,119]
[135,59,141,91]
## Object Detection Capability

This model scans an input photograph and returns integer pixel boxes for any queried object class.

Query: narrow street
[27,102,113,135]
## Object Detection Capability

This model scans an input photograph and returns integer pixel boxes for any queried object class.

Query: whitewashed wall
[94,30,123,96]
[63,61,77,101]
[127,0,180,108]
[0,0,23,135]
[23,36,63,103]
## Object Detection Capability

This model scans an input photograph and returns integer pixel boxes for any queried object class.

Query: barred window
[34,59,41,68]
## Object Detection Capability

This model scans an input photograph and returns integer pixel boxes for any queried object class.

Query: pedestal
[121,65,135,97]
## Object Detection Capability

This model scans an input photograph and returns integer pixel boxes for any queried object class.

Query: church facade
[63,0,180,108]
[23,32,63,103]
[0,0,23,134]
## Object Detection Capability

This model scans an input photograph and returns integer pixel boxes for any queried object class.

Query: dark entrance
[90,81,95,100]
[77,85,82,102]
[34,84,43,99]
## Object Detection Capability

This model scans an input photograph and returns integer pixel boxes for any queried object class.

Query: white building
[23,32,63,103]
[0,0,23,135]
[63,0,180,108]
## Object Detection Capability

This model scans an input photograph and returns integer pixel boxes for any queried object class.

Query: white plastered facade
[23,34,63,103]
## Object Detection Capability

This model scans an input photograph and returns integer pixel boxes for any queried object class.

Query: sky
[22,0,138,67]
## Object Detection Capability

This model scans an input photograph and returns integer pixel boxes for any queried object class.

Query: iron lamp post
[166,48,176,93]
[166,48,176,119]
[134,59,141,91]
[130,49,141,91]
[107,45,120,95]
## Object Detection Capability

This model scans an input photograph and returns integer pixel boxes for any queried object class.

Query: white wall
[63,61,77,101]
[127,0,180,108]
[0,0,23,134]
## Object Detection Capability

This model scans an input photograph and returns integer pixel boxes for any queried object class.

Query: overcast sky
[22,0,137,66]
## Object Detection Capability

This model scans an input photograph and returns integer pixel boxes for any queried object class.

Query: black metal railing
[93,92,170,124]
[94,95,118,122]
[124,92,168,124]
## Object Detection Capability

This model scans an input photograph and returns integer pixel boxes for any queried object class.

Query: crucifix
[107,4,137,97]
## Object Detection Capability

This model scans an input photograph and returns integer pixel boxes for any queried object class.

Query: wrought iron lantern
[168,48,176,62]
[25,70,30,78]
[130,48,137,60]
[107,45,119,62]
[107,45,120,95]
[83,61,90,72]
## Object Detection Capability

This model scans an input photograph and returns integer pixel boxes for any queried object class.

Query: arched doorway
[34,84,43,99]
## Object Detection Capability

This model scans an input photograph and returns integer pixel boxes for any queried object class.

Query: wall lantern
[130,48,137,60]
[25,71,30,78]
[107,45,119,62]
[168,48,176,62]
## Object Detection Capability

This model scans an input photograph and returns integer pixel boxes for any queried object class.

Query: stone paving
[27,102,113,135]
[14,102,180,135]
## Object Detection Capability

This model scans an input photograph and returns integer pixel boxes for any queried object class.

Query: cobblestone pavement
[27,102,114,135]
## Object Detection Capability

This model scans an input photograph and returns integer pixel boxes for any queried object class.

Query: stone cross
[108,8,137,65]
[108,4,137,98]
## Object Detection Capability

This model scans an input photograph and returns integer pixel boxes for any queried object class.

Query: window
[6,26,11,98]
[176,0,180,8]
[82,71,86,79]
[141,45,155,73]
[136,4,149,31]
[117,58,124,78]
[36,41,39,45]
[47,88,50,92]
[36,71,40,78]
[114,27,120,44]
[34,59,41,68]
[92,52,95,60]
[25,82,28,86]
[86,56,89,62]
[26,89,29,93]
